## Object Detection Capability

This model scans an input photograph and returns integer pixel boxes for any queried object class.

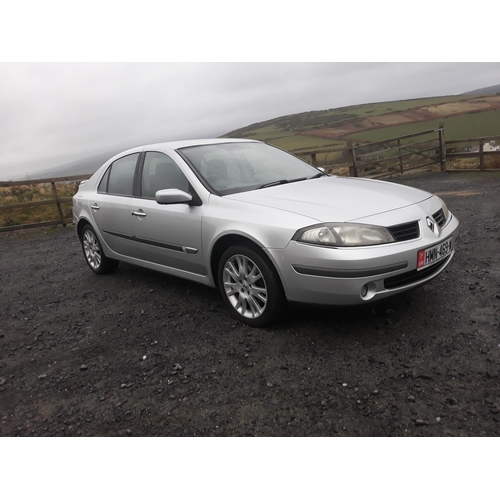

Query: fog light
[360,282,377,301]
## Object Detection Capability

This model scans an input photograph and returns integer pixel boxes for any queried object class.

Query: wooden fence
[445,135,500,172]
[294,127,500,179]
[294,146,350,174]
[292,128,446,178]
[0,174,91,233]
[347,127,445,179]
[1,128,500,232]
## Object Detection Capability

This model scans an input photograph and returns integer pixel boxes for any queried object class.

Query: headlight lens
[294,223,395,247]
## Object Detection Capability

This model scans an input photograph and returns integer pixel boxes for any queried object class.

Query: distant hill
[462,84,500,96]
[26,134,185,180]
[29,149,122,180]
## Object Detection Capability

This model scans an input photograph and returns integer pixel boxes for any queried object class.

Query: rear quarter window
[106,153,140,196]
[97,167,110,193]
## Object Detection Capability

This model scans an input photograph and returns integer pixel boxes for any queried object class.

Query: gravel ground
[1,171,499,437]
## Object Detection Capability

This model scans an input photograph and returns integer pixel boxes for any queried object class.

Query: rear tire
[80,224,119,275]
[218,244,285,327]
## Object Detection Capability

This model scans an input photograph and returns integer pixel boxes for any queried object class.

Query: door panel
[133,151,206,275]
[131,200,206,275]
[89,151,142,259]
[90,194,141,259]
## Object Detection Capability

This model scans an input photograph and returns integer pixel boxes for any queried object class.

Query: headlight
[293,223,395,247]
[437,197,449,221]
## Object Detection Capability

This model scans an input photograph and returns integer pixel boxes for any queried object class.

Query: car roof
[142,138,260,151]
[102,138,263,167]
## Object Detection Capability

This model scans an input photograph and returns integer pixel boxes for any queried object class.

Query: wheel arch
[76,217,94,241]
[210,233,284,290]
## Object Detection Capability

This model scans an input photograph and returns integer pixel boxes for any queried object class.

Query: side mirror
[155,188,193,205]
[317,167,325,173]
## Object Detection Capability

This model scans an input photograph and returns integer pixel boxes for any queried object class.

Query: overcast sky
[1,62,499,181]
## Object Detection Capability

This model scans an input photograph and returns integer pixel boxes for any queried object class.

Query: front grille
[384,257,449,290]
[388,221,420,242]
[432,209,446,228]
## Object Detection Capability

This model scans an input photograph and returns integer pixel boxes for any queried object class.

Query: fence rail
[291,127,446,178]
[348,127,445,179]
[293,147,347,168]
[445,135,500,172]
[0,174,92,233]
[291,128,500,178]
[1,127,500,232]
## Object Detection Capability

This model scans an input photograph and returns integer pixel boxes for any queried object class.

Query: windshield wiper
[309,171,326,179]
[259,179,289,189]
[259,177,307,189]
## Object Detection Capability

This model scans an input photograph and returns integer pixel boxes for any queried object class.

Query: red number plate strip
[417,237,453,270]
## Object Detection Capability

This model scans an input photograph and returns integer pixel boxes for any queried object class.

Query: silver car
[73,139,459,326]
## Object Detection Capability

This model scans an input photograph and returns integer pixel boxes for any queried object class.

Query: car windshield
[177,142,321,195]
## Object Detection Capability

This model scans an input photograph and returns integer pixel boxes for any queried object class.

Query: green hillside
[346,109,500,143]
[223,94,500,156]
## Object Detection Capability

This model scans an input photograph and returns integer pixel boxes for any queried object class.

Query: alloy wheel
[83,230,102,270]
[222,254,268,319]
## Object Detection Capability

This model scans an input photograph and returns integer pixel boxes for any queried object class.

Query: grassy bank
[0,182,78,228]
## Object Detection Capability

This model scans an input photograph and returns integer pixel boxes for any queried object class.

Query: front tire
[218,244,285,327]
[80,224,119,275]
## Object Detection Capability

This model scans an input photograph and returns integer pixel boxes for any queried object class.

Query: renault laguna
[73,139,459,326]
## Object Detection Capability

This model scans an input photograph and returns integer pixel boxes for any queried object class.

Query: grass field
[268,135,343,151]
[346,109,500,143]
[237,125,294,140]
[0,182,77,228]
[324,95,473,119]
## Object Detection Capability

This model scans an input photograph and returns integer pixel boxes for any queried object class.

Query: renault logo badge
[426,216,440,236]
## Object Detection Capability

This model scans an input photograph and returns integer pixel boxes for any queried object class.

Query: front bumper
[268,212,459,305]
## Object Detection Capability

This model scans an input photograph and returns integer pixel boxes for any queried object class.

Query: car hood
[227,176,432,222]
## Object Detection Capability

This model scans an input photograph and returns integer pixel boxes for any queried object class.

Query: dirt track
[1,171,499,436]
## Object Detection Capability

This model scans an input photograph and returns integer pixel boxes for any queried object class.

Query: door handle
[90,203,100,210]
[131,210,147,218]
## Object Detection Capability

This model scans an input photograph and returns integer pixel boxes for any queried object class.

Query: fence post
[397,139,403,174]
[347,142,358,177]
[438,122,446,172]
[479,138,484,171]
[51,181,66,227]
[310,153,317,167]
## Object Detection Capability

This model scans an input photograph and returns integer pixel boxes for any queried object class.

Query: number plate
[417,237,453,270]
